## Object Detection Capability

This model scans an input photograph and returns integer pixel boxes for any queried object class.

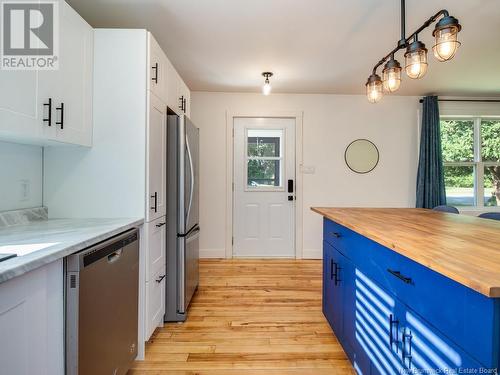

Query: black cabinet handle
[152,63,158,83]
[333,262,342,286]
[43,98,52,126]
[55,102,64,129]
[155,274,166,283]
[288,179,294,193]
[402,328,413,368]
[150,192,158,212]
[330,259,334,281]
[155,222,166,228]
[389,314,400,351]
[330,232,341,238]
[183,97,187,113]
[387,269,413,284]
[179,95,184,111]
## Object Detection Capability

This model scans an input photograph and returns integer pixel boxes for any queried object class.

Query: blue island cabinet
[322,217,500,375]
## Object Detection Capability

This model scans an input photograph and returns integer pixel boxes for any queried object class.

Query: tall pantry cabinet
[43,29,191,358]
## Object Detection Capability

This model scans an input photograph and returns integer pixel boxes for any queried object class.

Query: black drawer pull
[152,63,158,83]
[387,269,413,284]
[56,102,64,129]
[150,192,158,212]
[155,222,166,228]
[43,98,52,126]
[330,232,341,238]
[389,314,400,350]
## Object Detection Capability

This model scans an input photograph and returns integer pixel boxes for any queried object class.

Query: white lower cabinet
[0,260,64,375]
[144,216,166,339]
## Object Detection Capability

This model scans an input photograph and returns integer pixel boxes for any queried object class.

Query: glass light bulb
[366,78,383,103]
[262,81,271,95]
[405,49,428,79]
[433,26,460,62]
[382,66,402,92]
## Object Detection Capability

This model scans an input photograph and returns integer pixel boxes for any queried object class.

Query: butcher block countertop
[312,207,500,298]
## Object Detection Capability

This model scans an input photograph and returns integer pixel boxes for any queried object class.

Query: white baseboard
[200,248,226,258]
[302,248,322,259]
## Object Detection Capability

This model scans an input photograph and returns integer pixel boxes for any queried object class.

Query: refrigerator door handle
[186,135,195,227]
[177,236,185,313]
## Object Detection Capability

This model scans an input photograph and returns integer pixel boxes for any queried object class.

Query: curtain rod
[419,98,500,103]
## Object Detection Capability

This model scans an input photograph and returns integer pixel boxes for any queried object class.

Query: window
[246,129,284,189]
[440,118,500,207]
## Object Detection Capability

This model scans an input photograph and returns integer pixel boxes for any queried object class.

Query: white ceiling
[67,0,500,96]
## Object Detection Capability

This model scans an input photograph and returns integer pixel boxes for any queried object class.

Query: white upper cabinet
[52,2,94,146]
[146,92,167,222]
[0,1,93,146]
[165,56,190,117]
[148,34,168,104]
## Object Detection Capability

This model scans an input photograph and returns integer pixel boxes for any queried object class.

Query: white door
[233,117,296,257]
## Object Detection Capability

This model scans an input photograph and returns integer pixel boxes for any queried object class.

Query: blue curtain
[416,96,446,208]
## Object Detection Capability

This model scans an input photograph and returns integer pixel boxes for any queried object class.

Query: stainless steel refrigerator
[165,114,200,322]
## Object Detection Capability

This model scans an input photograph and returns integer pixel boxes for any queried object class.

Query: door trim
[225,111,304,259]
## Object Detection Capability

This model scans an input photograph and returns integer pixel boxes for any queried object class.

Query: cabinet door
[145,216,166,281]
[0,260,64,375]
[148,34,167,103]
[323,241,343,336]
[51,1,93,146]
[165,59,181,115]
[399,305,483,374]
[345,264,405,375]
[0,69,43,141]
[178,79,190,117]
[146,267,166,340]
[146,92,167,221]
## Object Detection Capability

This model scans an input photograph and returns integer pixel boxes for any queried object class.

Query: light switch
[301,165,316,174]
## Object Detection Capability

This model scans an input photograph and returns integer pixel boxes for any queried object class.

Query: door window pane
[484,165,500,207]
[440,120,474,162]
[481,120,500,162]
[444,165,475,206]
[247,160,281,187]
[247,129,282,157]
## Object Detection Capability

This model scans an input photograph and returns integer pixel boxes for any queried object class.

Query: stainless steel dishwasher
[65,229,139,375]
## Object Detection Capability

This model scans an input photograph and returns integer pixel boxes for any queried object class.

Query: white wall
[190,92,420,258]
[0,141,43,212]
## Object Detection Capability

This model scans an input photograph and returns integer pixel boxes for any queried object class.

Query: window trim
[441,116,500,210]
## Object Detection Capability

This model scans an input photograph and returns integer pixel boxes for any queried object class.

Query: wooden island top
[312,207,500,298]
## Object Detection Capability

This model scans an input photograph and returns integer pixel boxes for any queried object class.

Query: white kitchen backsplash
[0,141,43,212]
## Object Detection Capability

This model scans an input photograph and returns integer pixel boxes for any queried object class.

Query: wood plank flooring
[129,259,355,375]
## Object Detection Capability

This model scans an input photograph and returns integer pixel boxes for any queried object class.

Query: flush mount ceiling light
[262,72,273,95]
[366,0,462,103]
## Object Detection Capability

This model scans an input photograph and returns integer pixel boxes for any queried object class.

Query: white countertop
[0,217,143,284]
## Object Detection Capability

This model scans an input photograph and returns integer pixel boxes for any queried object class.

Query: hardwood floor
[129,259,355,374]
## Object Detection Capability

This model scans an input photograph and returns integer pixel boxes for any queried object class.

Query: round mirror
[344,139,379,174]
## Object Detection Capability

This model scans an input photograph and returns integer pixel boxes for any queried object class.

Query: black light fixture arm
[370,2,450,75]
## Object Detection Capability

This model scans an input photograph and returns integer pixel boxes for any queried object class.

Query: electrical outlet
[19,179,30,202]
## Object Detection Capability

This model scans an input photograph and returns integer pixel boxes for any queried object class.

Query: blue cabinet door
[399,304,484,373]
[323,241,343,337]
[322,241,334,328]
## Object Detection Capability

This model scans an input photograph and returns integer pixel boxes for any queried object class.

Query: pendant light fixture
[366,0,462,103]
[382,55,402,92]
[405,38,428,79]
[262,72,273,95]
